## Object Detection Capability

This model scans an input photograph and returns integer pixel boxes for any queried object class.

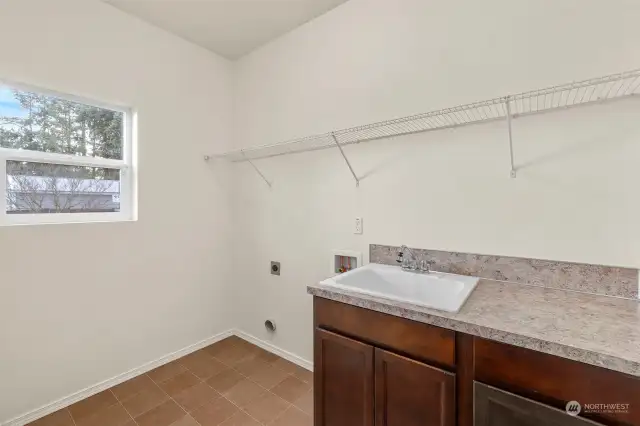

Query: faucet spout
[396,245,417,263]
[397,245,432,273]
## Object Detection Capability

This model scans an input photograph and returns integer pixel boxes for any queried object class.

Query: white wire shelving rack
[206,68,640,186]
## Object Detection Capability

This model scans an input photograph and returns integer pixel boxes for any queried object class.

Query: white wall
[233,0,640,361]
[0,0,234,422]
[3,0,640,421]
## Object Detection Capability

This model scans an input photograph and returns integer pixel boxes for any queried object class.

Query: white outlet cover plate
[354,217,363,234]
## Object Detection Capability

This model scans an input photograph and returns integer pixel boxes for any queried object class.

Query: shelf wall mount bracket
[505,96,517,178]
[242,150,272,188]
[330,132,360,187]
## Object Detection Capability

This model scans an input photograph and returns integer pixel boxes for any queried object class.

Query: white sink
[319,263,479,313]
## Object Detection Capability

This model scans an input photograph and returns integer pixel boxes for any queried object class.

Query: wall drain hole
[265,319,276,332]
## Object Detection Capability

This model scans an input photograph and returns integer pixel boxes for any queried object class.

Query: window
[0,81,133,224]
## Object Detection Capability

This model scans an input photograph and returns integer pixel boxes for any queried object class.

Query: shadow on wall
[516,129,633,172]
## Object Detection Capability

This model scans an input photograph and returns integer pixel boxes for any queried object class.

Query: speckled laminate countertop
[307,277,640,377]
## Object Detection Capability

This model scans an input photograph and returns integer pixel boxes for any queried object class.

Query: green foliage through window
[0,88,123,160]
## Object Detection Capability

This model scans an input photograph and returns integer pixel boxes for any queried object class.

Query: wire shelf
[212,68,640,164]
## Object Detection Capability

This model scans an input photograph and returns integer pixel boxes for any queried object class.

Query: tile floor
[29,336,313,426]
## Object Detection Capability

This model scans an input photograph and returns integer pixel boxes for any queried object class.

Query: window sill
[0,212,136,227]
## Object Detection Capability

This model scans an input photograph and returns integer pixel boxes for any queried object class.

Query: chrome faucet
[396,245,432,273]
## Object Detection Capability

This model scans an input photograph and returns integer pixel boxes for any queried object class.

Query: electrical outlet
[270,261,280,276]
[354,217,363,234]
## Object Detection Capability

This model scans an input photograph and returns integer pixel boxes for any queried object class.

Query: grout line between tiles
[199,340,298,425]
[118,376,165,421]
[66,408,77,426]
[153,374,199,426]
[172,354,225,424]
[147,373,193,426]
[168,345,266,426]
[268,405,295,426]
[120,401,138,426]
[201,362,271,424]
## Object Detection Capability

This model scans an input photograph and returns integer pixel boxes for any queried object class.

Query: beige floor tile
[181,350,229,380]
[223,336,244,345]
[135,400,186,426]
[212,345,256,367]
[234,357,271,377]
[218,411,261,426]
[121,385,168,418]
[27,409,74,426]
[68,390,118,422]
[269,406,312,426]
[292,389,313,416]
[173,382,219,412]
[111,375,157,401]
[181,348,213,362]
[148,360,188,384]
[248,365,291,390]
[243,392,290,424]
[75,403,131,426]
[271,377,312,404]
[159,371,201,397]
[224,379,266,408]
[271,358,298,374]
[204,339,238,358]
[253,349,280,364]
[190,397,238,426]
[290,365,313,384]
[233,339,261,354]
[206,369,245,394]
[170,414,201,426]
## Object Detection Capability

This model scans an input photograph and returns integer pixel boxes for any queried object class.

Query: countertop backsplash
[369,244,639,299]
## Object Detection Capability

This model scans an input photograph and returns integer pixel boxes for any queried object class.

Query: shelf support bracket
[242,150,272,188]
[505,96,517,178]
[330,132,360,187]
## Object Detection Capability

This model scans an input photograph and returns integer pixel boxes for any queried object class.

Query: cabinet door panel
[474,382,604,426]
[315,328,374,426]
[375,348,455,426]
[474,337,640,425]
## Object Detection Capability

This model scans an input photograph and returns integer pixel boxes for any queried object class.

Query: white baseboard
[2,330,233,426]
[233,329,313,371]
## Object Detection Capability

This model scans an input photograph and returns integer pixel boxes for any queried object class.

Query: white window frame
[0,80,134,225]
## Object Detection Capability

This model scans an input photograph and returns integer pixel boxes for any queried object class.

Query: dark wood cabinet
[314,328,374,426]
[315,297,455,367]
[474,382,602,426]
[375,348,455,426]
[313,297,640,426]
[474,337,640,426]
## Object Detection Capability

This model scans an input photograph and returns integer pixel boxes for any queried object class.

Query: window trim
[0,79,134,226]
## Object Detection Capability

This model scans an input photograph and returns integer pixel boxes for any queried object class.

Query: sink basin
[319,263,479,313]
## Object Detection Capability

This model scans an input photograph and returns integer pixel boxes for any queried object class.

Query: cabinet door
[474,382,604,426]
[375,348,455,426]
[315,328,374,426]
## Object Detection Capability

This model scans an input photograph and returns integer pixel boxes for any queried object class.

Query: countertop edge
[307,284,640,378]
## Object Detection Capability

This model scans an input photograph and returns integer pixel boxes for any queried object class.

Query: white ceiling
[104,0,348,59]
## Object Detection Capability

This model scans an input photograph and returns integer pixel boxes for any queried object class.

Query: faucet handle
[418,259,433,273]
